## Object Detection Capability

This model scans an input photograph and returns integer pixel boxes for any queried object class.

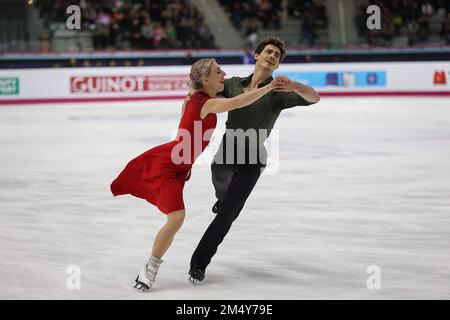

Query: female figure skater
[110,58,282,292]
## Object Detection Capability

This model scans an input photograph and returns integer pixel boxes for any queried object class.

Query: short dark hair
[254,37,286,62]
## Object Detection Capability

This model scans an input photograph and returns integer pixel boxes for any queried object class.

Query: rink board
[0,62,449,104]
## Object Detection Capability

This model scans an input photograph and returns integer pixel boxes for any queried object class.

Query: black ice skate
[212,200,220,214]
[188,267,205,284]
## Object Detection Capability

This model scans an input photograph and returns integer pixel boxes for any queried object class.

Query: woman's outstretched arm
[200,79,282,119]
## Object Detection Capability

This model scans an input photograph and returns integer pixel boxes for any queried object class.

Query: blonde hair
[188,58,216,90]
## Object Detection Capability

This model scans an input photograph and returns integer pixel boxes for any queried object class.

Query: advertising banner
[0,61,449,104]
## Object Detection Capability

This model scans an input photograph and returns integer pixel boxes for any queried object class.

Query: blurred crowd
[32,0,450,53]
[219,0,282,30]
[355,0,450,46]
[36,0,216,50]
[287,0,328,47]
[219,0,327,48]
[218,0,283,48]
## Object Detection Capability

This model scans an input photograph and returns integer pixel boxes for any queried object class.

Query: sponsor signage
[433,70,448,85]
[70,75,189,94]
[0,78,19,95]
[1,62,449,104]
[275,71,387,87]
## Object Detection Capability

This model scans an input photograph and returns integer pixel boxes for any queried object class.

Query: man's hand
[273,75,297,92]
[273,75,320,103]
[269,77,289,91]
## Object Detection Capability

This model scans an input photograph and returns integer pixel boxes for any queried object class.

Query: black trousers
[190,161,265,269]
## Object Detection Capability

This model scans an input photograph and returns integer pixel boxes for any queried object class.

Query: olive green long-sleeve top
[221,74,314,138]
[213,74,314,165]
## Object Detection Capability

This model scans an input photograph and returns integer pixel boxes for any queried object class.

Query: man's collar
[240,73,274,88]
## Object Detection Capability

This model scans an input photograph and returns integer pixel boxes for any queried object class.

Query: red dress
[110,91,217,214]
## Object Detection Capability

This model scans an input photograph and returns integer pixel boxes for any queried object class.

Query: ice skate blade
[134,276,150,293]
[188,276,199,285]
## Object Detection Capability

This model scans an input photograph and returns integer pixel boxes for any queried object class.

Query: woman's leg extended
[151,209,185,259]
[134,209,185,292]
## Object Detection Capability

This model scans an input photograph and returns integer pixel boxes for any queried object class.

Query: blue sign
[274,71,387,87]
[326,73,339,86]
[367,73,378,85]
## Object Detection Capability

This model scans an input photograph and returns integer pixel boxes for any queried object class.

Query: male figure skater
[189,37,320,283]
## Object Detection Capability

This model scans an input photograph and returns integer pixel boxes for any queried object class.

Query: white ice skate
[134,256,163,292]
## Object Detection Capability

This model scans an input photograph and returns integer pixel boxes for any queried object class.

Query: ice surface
[0,97,449,299]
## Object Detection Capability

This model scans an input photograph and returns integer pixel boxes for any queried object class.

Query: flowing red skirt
[110,141,191,214]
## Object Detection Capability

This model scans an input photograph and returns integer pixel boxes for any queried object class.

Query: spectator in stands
[80,0,97,28]
[37,0,216,51]
[355,3,368,39]
[258,0,272,29]
[313,0,328,28]
[129,17,143,49]
[392,14,403,36]
[301,10,317,46]
[421,1,434,17]
[35,0,449,51]
[198,23,216,49]
[257,0,282,29]
[242,47,255,64]
[152,22,167,48]
[183,52,195,65]
[436,0,449,17]
[287,0,327,46]
[354,0,449,47]
[230,3,244,31]
[407,19,419,46]
[165,21,179,48]
[177,14,191,48]
[220,0,281,38]
[69,58,77,68]
[93,8,111,50]
[141,17,154,49]
[245,17,259,48]
[417,14,431,42]
[441,13,450,44]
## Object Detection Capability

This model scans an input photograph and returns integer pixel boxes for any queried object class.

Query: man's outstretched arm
[274,76,320,104]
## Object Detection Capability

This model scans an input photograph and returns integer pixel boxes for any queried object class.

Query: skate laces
[145,264,157,281]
